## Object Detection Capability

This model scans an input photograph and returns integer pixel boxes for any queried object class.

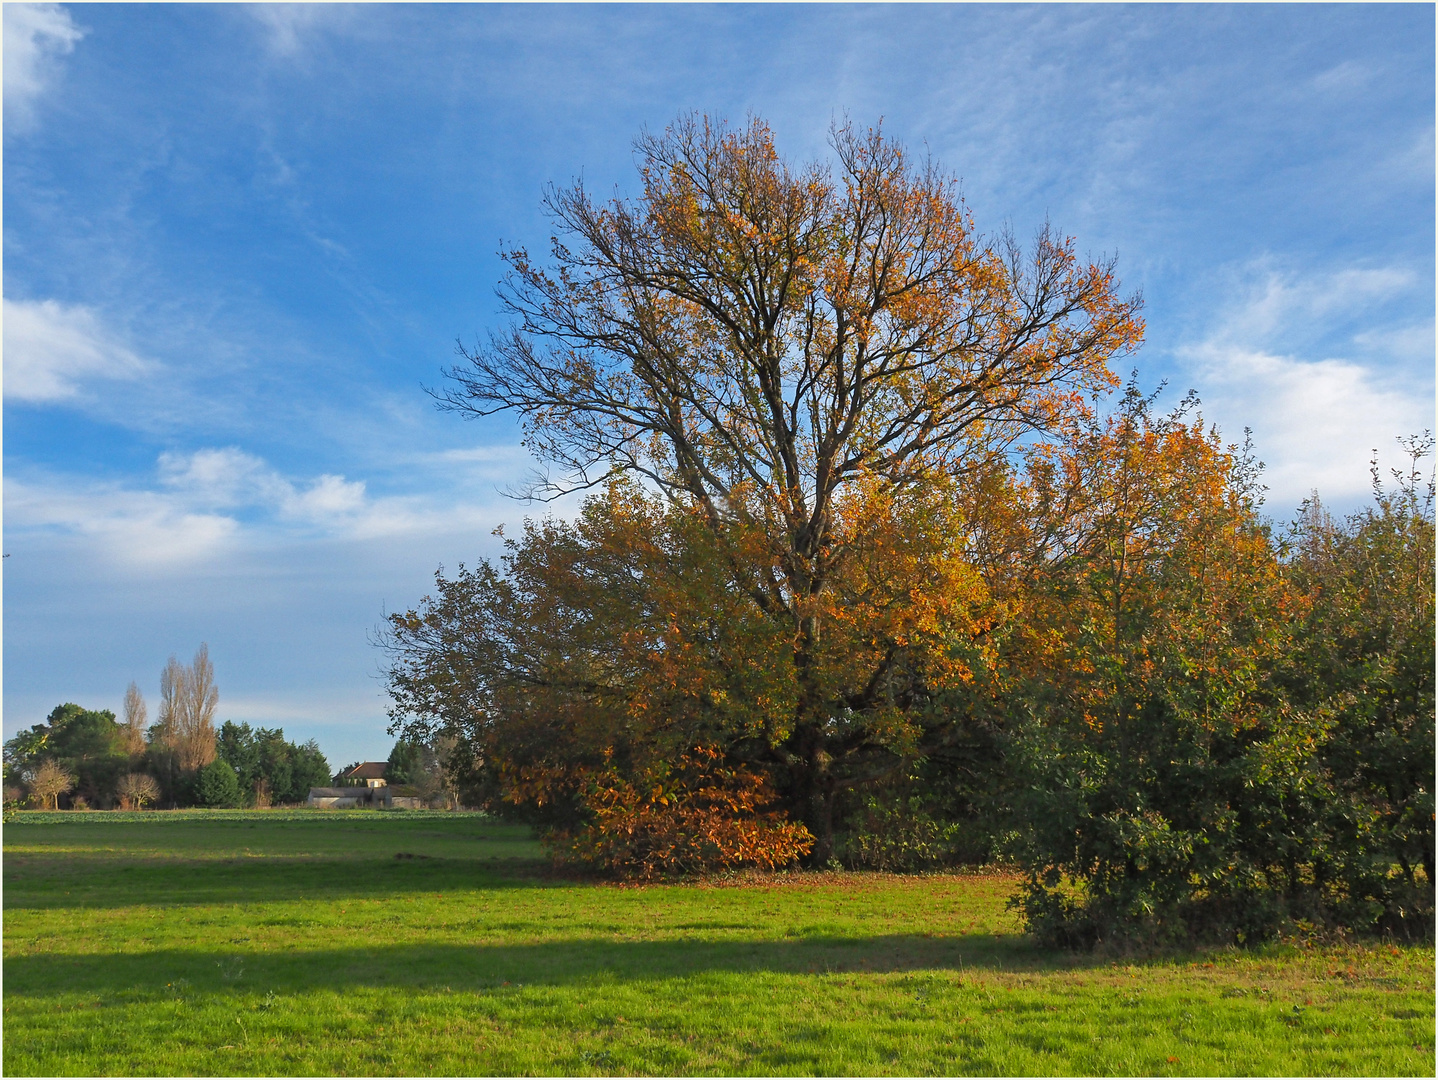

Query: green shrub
[837,794,960,872]
[1280,442,1435,939]
[1004,418,1434,947]
[194,759,241,808]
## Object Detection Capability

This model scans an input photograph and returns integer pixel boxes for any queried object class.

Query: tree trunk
[786,719,836,866]
[785,605,839,865]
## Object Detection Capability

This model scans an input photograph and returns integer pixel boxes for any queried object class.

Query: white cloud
[6,447,517,570]
[1310,59,1372,95]
[1211,266,1414,346]
[158,447,290,510]
[417,443,536,484]
[1176,264,1434,511]
[5,475,240,566]
[1352,320,1436,365]
[3,3,84,130]
[291,473,368,518]
[1180,343,1429,509]
[3,297,152,402]
[158,446,374,528]
[1387,125,1437,187]
[429,445,532,465]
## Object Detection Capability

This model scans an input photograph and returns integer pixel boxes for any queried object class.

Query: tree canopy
[216,722,332,806]
[3,704,127,807]
[428,114,1142,859]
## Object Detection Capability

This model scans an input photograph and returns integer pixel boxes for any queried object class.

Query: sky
[4,3,1434,767]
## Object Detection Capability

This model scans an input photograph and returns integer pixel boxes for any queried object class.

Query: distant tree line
[3,644,331,810]
[216,722,332,806]
[380,116,1433,946]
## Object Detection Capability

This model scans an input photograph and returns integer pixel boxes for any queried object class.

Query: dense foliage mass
[3,704,128,808]
[216,722,333,806]
[385,114,1432,943]
[999,399,1432,946]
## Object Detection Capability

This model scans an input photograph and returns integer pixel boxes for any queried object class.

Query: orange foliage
[556,747,814,878]
[1003,383,1292,736]
[413,114,1145,861]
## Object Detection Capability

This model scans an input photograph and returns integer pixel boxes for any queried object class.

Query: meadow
[3,811,1432,1077]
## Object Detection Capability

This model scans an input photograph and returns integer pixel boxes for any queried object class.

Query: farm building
[308,762,426,808]
[306,786,375,808]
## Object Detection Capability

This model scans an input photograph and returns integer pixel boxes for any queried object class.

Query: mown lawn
[3,811,1432,1076]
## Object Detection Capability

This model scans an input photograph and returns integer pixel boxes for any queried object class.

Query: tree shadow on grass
[3,855,556,910]
[3,933,1101,998]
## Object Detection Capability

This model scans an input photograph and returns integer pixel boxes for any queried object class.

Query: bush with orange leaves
[554,748,813,878]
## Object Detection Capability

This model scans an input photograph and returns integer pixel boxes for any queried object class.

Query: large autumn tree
[408,115,1142,860]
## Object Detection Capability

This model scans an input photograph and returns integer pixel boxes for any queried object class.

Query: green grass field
[3,811,1432,1076]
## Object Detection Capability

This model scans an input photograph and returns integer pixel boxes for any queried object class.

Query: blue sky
[5,3,1433,766]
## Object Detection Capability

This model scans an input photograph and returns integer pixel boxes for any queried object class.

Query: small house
[335,762,390,788]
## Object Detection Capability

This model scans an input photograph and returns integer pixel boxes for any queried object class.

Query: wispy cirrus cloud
[247,4,357,59]
[3,2,85,130]
[1203,266,1416,345]
[3,297,154,403]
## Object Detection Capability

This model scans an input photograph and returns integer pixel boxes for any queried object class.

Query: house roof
[337,761,389,780]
